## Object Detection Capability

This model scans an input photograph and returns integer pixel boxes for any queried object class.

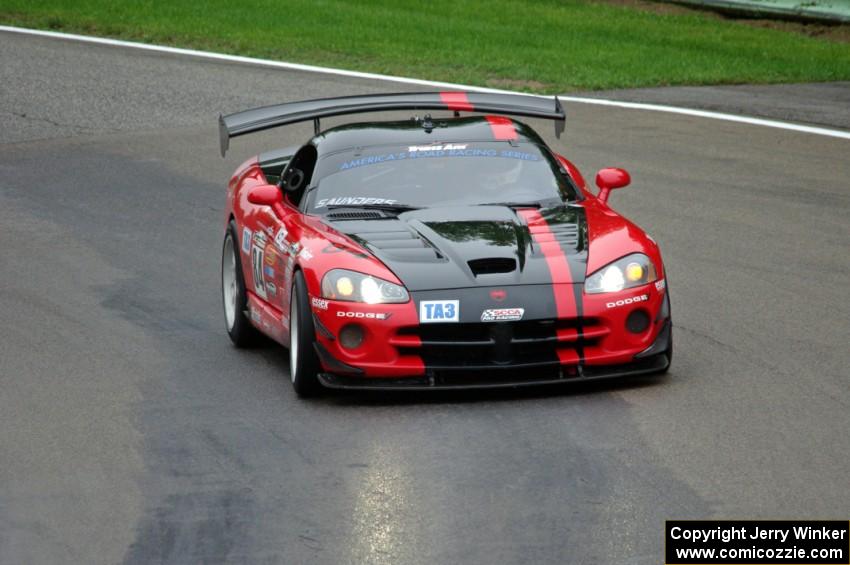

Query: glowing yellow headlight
[625,262,644,282]
[336,276,355,297]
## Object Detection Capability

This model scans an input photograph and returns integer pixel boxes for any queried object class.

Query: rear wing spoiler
[218,91,565,156]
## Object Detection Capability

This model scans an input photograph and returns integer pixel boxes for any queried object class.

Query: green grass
[2,0,849,92]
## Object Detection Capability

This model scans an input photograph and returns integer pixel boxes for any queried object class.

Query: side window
[280,145,318,207]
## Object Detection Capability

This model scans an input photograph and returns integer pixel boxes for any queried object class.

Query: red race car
[219,92,671,395]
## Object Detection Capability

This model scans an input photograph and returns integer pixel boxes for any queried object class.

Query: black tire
[659,286,673,374]
[289,270,322,396]
[222,219,262,347]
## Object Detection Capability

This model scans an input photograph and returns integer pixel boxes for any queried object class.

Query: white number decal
[251,244,267,299]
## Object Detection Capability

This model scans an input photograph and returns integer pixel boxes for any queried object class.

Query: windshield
[305,141,577,212]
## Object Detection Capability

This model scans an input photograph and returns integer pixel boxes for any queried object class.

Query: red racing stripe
[485,115,518,141]
[440,91,474,112]
[518,209,580,366]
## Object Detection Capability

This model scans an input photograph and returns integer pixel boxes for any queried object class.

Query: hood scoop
[468,257,517,276]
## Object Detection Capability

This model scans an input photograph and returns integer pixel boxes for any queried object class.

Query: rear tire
[222,219,261,347]
[289,270,322,396]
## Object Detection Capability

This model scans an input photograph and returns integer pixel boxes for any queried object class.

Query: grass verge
[2,0,849,92]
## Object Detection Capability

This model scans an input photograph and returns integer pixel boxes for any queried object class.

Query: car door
[259,145,318,325]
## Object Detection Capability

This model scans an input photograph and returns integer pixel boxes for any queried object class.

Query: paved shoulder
[578,82,850,130]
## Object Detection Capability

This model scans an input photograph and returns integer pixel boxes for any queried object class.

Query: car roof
[311,115,548,156]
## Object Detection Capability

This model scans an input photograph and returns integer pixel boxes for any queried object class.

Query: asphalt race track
[1,31,848,565]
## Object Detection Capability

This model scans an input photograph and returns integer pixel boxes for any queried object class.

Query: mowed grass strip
[2,0,849,92]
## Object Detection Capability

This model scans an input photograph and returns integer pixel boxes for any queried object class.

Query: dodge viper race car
[218,92,671,395]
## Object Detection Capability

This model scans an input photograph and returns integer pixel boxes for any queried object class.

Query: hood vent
[326,210,385,221]
[468,257,517,276]
[353,229,443,263]
[547,223,580,250]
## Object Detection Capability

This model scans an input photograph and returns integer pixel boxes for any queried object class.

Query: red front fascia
[311,299,426,378]
[580,282,667,365]
[306,283,668,377]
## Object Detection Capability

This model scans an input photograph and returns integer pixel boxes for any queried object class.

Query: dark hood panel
[329,205,587,291]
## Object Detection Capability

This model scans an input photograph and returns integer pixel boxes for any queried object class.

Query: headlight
[585,253,657,294]
[321,269,409,304]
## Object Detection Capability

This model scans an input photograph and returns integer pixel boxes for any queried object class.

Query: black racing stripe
[544,206,588,365]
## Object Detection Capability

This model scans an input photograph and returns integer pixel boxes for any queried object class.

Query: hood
[326,205,587,291]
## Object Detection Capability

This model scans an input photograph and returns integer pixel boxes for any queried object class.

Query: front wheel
[289,270,322,396]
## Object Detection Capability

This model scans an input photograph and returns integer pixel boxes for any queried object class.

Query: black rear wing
[218,91,565,156]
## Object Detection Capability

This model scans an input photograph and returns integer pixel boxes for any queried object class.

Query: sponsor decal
[311,297,329,310]
[250,307,261,322]
[499,150,539,161]
[299,248,313,261]
[316,196,398,209]
[408,143,468,152]
[419,300,459,323]
[264,243,278,265]
[340,152,407,170]
[655,279,666,291]
[481,308,524,322]
[337,311,390,320]
[241,227,252,255]
[606,294,648,309]
[253,230,267,245]
[288,242,301,256]
[263,265,275,278]
[267,282,276,296]
[274,227,288,252]
[338,146,541,171]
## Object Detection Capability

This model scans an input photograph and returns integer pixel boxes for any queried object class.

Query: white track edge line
[2,25,849,141]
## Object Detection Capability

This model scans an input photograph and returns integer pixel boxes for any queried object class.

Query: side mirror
[247,184,283,206]
[595,168,631,205]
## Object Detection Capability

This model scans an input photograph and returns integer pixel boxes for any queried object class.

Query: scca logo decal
[606,295,649,308]
[419,300,460,323]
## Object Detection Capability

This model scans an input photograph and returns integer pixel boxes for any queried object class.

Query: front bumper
[310,281,671,387]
